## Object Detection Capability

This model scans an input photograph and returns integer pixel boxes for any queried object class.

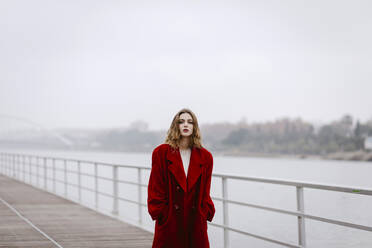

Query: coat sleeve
[147,148,169,221]
[202,153,215,222]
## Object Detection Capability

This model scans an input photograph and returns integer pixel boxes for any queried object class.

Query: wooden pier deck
[0,175,153,248]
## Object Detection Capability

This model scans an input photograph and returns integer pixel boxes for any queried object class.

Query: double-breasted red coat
[147,143,215,248]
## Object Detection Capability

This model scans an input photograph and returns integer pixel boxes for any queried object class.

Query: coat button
[176,185,180,191]
[191,205,196,211]
[174,204,179,210]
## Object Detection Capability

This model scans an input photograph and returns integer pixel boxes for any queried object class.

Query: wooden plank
[0,175,153,248]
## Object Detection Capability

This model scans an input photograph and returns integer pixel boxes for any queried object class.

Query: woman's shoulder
[152,143,171,154]
[199,146,213,163]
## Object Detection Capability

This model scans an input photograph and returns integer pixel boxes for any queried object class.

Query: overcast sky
[1,0,371,131]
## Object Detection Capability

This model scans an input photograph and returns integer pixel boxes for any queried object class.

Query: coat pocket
[199,203,209,221]
[157,204,171,228]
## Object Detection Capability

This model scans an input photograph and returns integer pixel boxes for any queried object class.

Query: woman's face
[178,112,194,137]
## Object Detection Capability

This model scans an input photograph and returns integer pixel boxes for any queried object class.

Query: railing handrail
[1,151,371,248]
[0,152,150,170]
[212,173,372,196]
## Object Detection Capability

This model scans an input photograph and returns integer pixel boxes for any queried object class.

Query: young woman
[147,108,215,248]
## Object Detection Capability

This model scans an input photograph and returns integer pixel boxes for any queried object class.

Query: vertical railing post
[36,156,40,187]
[3,153,5,175]
[3,153,5,174]
[4,154,6,175]
[2,153,4,175]
[94,163,98,209]
[22,155,26,182]
[43,157,47,189]
[138,168,142,224]
[222,177,229,248]
[16,154,18,178]
[6,154,8,176]
[12,154,15,178]
[53,159,56,193]
[296,186,306,247]
[6,153,8,176]
[2,153,4,174]
[18,154,20,179]
[64,160,67,197]
[0,153,2,175]
[28,156,32,184]
[112,165,119,215]
[17,154,21,180]
[15,154,18,179]
[7,154,10,176]
[2,153,5,175]
[78,161,81,203]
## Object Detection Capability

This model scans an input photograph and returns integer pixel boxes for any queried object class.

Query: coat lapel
[166,147,187,192]
[187,147,204,192]
[166,146,205,192]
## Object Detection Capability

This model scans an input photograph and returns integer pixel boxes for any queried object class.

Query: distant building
[365,136,372,150]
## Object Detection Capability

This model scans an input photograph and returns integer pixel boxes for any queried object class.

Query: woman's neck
[179,137,191,150]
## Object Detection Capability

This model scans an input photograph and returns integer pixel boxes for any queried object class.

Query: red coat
[147,144,215,248]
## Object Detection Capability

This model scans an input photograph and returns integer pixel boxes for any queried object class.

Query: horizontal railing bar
[32,176,147,207]
[1,153,150,170]
[80,185,96,193]
[303,212,372,232]
[97,175,115,181]
[213,173,372,196]
[54,168,78,173]
[212,196,372,232]
[27,169,148,188]
[79,172,95,177]
[28,172,43,178]
[55,178,67,184]
[117,179,146,187]
[209,222,302,248]
[56,170,148,187]
[117,196,146,206]
[96,190,114,198]
[212,196,300,215]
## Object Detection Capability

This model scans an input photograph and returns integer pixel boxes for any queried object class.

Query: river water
[1,148,372,248]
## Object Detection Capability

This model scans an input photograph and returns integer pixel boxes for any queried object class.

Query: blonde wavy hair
[165,108,202,149]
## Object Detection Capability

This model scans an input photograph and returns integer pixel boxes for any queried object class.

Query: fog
[1,0,371,131]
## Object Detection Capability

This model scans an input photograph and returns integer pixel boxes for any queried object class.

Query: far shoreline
[214,150,372,162]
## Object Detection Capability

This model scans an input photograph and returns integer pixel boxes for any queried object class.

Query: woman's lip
[183,129,188,132]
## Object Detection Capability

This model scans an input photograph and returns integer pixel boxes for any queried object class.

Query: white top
[180,148,191,176]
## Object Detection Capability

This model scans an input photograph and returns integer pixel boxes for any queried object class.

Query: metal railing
[1,152,372,248]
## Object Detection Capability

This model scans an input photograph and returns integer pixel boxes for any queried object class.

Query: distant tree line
[209,115,372,155]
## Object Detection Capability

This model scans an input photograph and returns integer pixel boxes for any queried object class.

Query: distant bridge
[0,114,74,148]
